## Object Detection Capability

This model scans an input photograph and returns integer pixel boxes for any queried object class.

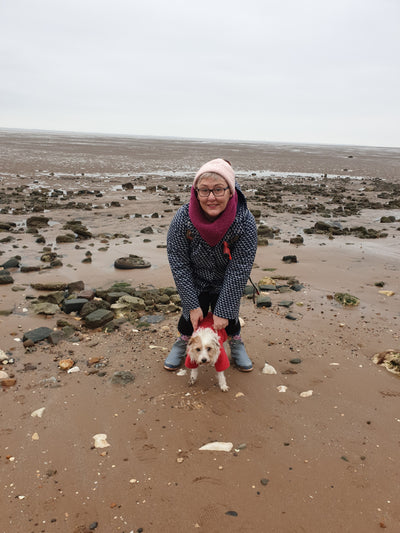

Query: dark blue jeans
[178,292,240,337]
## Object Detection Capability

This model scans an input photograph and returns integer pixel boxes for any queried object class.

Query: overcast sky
[1,0,399,147]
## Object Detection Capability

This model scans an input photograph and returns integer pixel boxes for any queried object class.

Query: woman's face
[196,175,233,220]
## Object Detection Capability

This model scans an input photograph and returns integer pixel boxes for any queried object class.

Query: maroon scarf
[188,187,238,247]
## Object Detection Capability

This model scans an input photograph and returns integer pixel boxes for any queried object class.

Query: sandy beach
[1,130,399,533]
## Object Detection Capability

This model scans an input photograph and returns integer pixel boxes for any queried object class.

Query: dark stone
[20,265,41,272]
[63,298,89,314]
[278,300,293,308]
[290,284,304,292]
[290,358,302,364]
[56,233,75,243]
[84,309,114,328]
[0,273,14,284]
[285,313,298,320]
[80,299,110,317]
[1,257,20,269]
[282,255,297,263]
[140,226,154,234]
[26,216,50,228]
[23,326,53,343]
[260,478,270,486]
[256,295,272,308]
[290,235,304,245]
[47,330,66,345]
[225,511,238,517]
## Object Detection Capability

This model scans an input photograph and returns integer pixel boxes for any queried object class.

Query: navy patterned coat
[167,185,257,321]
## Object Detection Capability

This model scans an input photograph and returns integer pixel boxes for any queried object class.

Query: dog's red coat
[185,312,230,372]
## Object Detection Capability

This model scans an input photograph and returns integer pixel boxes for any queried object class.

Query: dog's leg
[189,368,198,386]
[217,371,229,392]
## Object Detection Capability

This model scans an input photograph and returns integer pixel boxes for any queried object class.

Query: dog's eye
[196,347,201,352]
[207,347,211,351]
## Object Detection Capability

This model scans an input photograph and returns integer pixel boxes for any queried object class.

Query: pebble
[93,434,110,448]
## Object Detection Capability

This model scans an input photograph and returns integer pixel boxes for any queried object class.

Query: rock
[114,255,151,269]
[1,257,20,269]
[380,216,396,223]
[290,358,302,364]
[111,295,145,312]
[111,370,135,385]
[84,309,114,329]
[256,295,272,308]
[63,298,89,314]
[1,378,17,388]
[278,300,293,308]
[59,359,75,370]
[282,255,297,263]
[31,282,68,291]
[20,265,42,272]
[47,330,66,345]
[38,291,65,305]
[26,216,50,228]
[56,233,76,243]
[334,292,360,306]
[260,478,270,486]
[140,226,153,234]
[290,235,304,245]
[68,281,85,292]
[285,313,298,320]
[80,299,111,317]
[372,350,400,375]
[63,220,92,238]
[23,327,53,343]
[31,302,60,315]
[0,273,14,284]
[40,252,58,263]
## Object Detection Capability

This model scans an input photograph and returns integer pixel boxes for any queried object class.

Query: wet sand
[0,130,399,532]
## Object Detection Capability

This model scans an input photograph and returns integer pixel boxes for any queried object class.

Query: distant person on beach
[164,158,258,372]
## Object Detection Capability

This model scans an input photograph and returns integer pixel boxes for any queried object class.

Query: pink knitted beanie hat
[193,158,236,195]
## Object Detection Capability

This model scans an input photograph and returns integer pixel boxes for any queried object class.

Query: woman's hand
[190,307,204,331]
[213,314,229,331]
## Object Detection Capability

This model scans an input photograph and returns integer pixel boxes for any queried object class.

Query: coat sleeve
[167,207,200,320]
[213,211,257,320]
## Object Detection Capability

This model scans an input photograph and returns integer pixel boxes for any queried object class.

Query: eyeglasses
[196,186,229,197]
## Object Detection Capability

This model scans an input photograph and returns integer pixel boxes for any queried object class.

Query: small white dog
[185,314,230,392]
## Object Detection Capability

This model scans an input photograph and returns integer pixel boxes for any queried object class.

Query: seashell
[31,407,45,418]
[93,434,110,448]
[277,385,287,393]
[199,442,233,452]
[300,390,313,398]
[262,363,277,375]
[235,392,245,398]
[0,370,10,380]
[67,366,80,373]
[32,432,39,441]
[59,358,74,370]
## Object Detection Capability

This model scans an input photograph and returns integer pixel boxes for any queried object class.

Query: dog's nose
[201,358,208,363]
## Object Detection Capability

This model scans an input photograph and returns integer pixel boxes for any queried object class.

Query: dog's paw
[188,378,197,386]
[220,384,230,392]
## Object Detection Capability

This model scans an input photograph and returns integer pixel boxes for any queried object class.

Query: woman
[165,158,257,371]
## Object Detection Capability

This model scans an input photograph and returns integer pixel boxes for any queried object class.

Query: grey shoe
[164,337,188,370]
[229,339,253,372]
